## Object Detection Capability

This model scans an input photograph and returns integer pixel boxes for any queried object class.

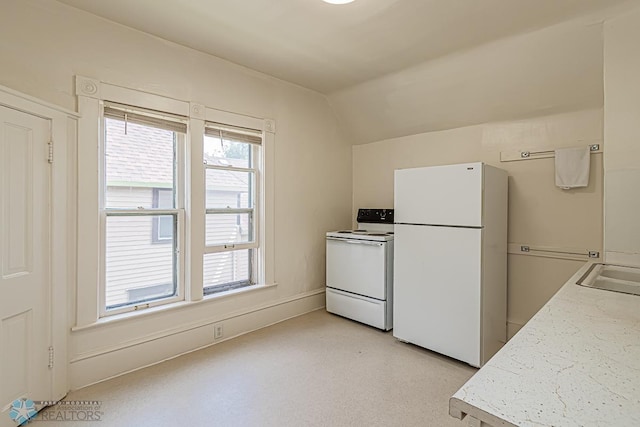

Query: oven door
[326,237,387,300]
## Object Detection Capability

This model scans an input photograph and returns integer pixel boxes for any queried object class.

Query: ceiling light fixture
[323,0,355,4]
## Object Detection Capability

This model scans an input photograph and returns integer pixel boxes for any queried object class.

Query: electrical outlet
[213,323,224,340]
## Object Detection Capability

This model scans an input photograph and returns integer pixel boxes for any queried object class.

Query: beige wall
[329,18,605,144]
[0,0,353,292]
[604,6,640,266]
[353,109,603,337]
[0,0,351,387]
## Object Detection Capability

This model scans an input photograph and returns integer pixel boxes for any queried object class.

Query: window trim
[74,76,276,329]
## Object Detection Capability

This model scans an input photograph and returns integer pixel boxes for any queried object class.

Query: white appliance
[326,209,394,330]
[393,162,507,367]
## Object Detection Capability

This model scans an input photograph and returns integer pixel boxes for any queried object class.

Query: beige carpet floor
[40,310,476,426]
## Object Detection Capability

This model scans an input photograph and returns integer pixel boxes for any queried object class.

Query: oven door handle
[326,237,384,247]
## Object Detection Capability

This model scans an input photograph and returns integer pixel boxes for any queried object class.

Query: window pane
[105,215,176,309]
[154,187,174,209]
[158,217,173,240]
[204,135,252,169]
[203,250,251,292]
[206,213,252,246]
[206,169,253,209]
[151,188,174,243]
[105,118,175,209]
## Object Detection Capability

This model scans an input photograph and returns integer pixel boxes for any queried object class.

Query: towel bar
[501,143,601,162]
[508,243,601,261]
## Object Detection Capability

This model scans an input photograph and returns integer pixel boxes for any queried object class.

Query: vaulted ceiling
[56,0,638,143]
[57,0,631,94]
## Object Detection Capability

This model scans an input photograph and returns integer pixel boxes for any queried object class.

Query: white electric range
[325,209,394,330]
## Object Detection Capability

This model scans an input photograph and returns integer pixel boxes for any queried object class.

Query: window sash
[100,107,186,316]
[203,132,259,298]
[101,210,183,315]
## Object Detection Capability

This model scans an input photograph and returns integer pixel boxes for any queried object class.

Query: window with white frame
[203,123,262,295]
[101,103,186,314]
[74,76,274,326]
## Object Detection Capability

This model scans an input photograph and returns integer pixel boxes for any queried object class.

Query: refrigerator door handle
[326,237,384,247]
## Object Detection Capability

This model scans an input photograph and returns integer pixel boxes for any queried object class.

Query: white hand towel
[555,146,590,189]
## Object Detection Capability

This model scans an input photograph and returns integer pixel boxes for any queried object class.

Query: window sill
[71,282,278,332]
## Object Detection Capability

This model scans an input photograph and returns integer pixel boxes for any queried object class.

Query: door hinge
[48,346,54,369]
[47,141,54,164]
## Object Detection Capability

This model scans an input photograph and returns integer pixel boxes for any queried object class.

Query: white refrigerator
[393,162,508,367]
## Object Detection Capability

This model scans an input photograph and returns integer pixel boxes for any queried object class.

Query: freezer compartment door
[326,288,390,330]
[393,224,482,366]
[395,163,483,227]
[326,238,388,300]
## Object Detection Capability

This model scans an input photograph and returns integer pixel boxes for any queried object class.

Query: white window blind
[104,102,188,134]
[205,122,262,145]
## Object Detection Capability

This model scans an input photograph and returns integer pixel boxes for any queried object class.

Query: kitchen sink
[577,264,640,296]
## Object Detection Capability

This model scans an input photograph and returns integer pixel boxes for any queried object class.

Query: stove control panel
[357,208,394,224]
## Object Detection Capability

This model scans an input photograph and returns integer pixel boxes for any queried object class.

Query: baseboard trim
[69,289,326,390]
[71,288,324,362]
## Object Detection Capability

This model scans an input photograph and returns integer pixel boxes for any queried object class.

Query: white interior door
[0,105,52,426]
[393,224,482,366]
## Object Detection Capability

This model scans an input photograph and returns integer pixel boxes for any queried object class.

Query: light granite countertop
[450,261,640,427]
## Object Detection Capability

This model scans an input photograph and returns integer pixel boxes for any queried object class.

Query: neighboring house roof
[106,118,250,191]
